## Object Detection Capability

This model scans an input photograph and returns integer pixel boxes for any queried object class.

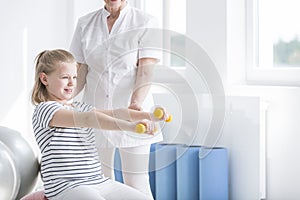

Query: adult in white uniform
[69,0,162,198]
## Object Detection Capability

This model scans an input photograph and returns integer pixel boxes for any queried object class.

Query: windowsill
[246,67,300,87]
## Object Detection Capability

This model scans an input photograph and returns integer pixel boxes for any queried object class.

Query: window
[246,0,300,85]
[139,0,187,67]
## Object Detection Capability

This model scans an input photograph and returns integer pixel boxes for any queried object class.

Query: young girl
[31,49,167,200]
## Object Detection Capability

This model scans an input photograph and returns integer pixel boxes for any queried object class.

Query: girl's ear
[39,73,48,86]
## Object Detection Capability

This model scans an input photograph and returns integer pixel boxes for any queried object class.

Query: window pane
[169,0,186,34]
[143,0,186,66]
[143,0,163,28]
[258,0,300,68]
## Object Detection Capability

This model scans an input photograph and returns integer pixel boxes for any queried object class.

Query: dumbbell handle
[135,108,172,134]
[135,123,159,134]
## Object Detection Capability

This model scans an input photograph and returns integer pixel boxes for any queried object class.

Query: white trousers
[50,180,152,200]
[97,145,153,199]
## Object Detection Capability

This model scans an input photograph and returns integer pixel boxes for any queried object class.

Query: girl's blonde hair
[31,49,76,105]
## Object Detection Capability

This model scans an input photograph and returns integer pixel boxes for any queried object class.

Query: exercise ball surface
[0,126,39,199]
[0,141,20,200]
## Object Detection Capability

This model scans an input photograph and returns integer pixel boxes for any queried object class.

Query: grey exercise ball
[0,141,21,200]
[0,126,39,199]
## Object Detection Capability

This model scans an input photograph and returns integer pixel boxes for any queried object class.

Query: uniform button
[106,95,109,98]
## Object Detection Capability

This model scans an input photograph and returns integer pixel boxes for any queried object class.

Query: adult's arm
[74,63,88,97]
[49,108,136,132]
[129,57,157,110]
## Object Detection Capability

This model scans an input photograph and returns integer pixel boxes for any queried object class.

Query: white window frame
[245,0,300,86]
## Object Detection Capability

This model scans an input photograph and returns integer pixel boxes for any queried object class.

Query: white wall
[230,86,300,200]
[72,0,103,24]
[186,0,227,88]
[0,0,74,146]
[0,0,102,148]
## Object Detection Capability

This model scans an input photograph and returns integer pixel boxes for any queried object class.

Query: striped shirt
[32,101,108,198]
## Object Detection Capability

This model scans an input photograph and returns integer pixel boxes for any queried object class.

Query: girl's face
[40,62,77,104]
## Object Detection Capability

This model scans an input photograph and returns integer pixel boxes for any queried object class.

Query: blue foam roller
[176,145,201,200]
[149,143,156,197]
[154,143,181,200]
[199,147,228,200]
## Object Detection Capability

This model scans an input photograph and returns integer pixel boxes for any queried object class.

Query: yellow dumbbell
[135,123,158,134]
[135,123,146,134]
[153,108,172,122]
[135,108,172,134]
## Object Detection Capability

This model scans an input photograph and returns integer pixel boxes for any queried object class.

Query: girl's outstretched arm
[49,108,156,134]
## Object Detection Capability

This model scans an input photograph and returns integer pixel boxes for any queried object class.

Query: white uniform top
[70,3,163,147]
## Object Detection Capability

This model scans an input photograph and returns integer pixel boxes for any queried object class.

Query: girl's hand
[135,119,157,135]
[151,107,172,122]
